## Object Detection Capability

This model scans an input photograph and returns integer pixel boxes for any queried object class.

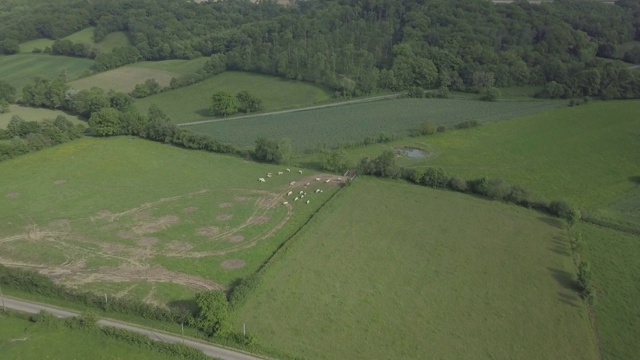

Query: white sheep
[337,177,342,181]
[305,182,310,186]
[306,200,310,204]
[287,191,293,196]
[315,189,321,193]
[325,179,331,183]
[290,181,296,186]
[315,177,321,181]
[320,190,324,193]
[299,190,304,194]
[301,194,305,198]
[258,178,266,182]
[282,201,289,205]
[267,174,272,178]
[294,196,299,201]
[277,171,284,175]
[286,168,291,172]
[298,170,303,174]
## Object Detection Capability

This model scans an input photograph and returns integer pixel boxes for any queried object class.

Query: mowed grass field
[325,100,640,211]
[0,313,178,360]
[0,54,94,92]
[0,137,341,305]
[578,222,640,360]
[0,106,84,128]
[135,71,333,123]
[187,97,562,151]
[69,67,178,93]
[129,58,210,75]
[234,178,598,359]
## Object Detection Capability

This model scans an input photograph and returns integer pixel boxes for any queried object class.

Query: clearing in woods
[19,28,131,54]
[0,137,343,305]
[69,67,179,93]
[234,178,598,360]
[134,71,333,123]
[0,105,84,128]
[0,54,94,92]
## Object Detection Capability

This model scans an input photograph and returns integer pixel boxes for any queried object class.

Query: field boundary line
[176,93,402,127]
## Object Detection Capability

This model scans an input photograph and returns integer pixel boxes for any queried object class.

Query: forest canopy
[0,0,639,99]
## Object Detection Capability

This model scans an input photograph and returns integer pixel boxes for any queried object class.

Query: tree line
[0,0,639,99]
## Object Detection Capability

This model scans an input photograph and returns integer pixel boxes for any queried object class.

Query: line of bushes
[29,311,209,360]
[357,149,581,222]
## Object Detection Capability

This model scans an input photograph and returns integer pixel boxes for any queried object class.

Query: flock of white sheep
[257,169,343,206]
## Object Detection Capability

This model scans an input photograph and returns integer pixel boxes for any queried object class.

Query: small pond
[396,147,428,158]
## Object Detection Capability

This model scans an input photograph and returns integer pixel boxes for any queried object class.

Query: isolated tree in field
[480,87,501,102]
[191,290,230,337]
[236,90,263,113]
[210,91,238,116]
[88,107,121,136]
[420,121,436,135]
[253,137,292,164]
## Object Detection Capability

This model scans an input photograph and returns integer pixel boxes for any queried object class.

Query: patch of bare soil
[228,235,245,243]
[48,219,69,228]
[234,196,250,202]
[134,210,153,221]
[95,210,113,219]
[136,215,180,234]
[137,237,159,247]
[196,226,220,237]
[6,192,20,199]
[184,207,198,214]
[166,241,193,252]
[221,259,246,269]
[53,179,66,185]
[216,214,233,221]
[218,202,233,208]
[249,215,271,225]
[117,231,135,239]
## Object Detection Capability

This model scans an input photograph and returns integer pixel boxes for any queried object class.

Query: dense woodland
[0,0,639,98]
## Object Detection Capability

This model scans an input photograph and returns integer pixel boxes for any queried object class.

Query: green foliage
[253,137,292,164]
[191,290,230,337]
[236,90,263,113]
[0,80,16,102]
[0,38,20,54]
[100,327,210,360]
[94,46,141,72]
[420,121,436,136]
[22,76,69,109]
[319,149,351,173]
[30,311,61,329]
[89,107,121,136]
[130,79,162,98]
[210,91,239,116]
[229,274,262,310]
[480,87,501,102]
[454,120,480,130]
[0,99,9,114]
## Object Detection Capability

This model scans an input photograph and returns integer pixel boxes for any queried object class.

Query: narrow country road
[177,93,401,127]
[0,295,264,360]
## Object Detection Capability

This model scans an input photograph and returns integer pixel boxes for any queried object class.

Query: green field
[69,67,179,93]
[135,71,333,123]
[579,222,640,360]
[0,313,178,360]
[19,29,130,54]
[0,105,84,128]
[18,39,54,53]
[0,137,341,304]
[129,58,210,75]
[0,54,94,92]
[318,101,640,212]
[186,97,562,151]
[234,178,598,359]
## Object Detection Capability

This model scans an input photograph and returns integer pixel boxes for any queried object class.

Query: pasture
[0,105,84,128]
[578,222,640,360]
[0,137,342,305]
[0,313,177,360]
[233,177,598,360]
[186,97,562,151]
[135,71,333,123]
[321,100,640,213]
[128,58,210,75]
[0,54,94,92]
[69,67,179,93]
[19,29,130,54]
[18,39,54,53]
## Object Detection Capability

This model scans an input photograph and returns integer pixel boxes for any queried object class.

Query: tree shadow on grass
[557,291,579,307]
[629,176,640,185]
[548,267,579,292]
[195,108,214,118]
[168,299,197,314]
[549,235,570,257]
[538,216,564,229]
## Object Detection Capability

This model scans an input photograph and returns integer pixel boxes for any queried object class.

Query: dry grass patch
[137,237,159,247]
[228,235,244,243]
[6,192,20,199]
[117,231,135,239]
[221,259,246,269]
[196,226,220,237]
[183,206,198,213]
[166,241,193,252]
[135,215,180,234]
[249,215,270,225]
[53,179,66,185]
[216,214,233,221]
[218,202,233,208]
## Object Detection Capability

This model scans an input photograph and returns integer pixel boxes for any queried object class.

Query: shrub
[406,87,425,98]
[30,311,61,328]
[420,121,436,135]
[448,177,468,192]
[480,86,501,101]
[454,120,480,129]
[229,274,262,309]
[436,125,446,133]
[420,167,449,188]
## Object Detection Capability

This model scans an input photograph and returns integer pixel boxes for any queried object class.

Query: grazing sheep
[305,182,310,186]
[315,189,321,193]
[282,201,289,205]
[306,200,310,204]
[287,191,293,196]
[258,178,266,182]
[298,170,303,174]
[267,174,272,178]
[301,194,305,198]
[299,190,304,194]
[337,177,342,181]
[294,197,299,201]
[286,168,291,172]
[315,177,321,181]
[325,179,331,183]
[290,181,296,186]
[277,171,284,175]
[320,190,324,193]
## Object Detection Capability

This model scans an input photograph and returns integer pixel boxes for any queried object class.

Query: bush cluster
[577,261,597,305]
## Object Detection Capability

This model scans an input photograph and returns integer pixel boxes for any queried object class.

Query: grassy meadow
[0,54,94,92]
[578,222,640,360]
[0,137,341,304]
[129,58,210,75]
[186,97,562,151]
[135,71,333,123]
[18,39,54,53]
[0,313,178,360]
[0,105,84,128]
[69,67,179,93]
[316,100,640,212]
[234,178,598,360]
[19,29,130,54]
